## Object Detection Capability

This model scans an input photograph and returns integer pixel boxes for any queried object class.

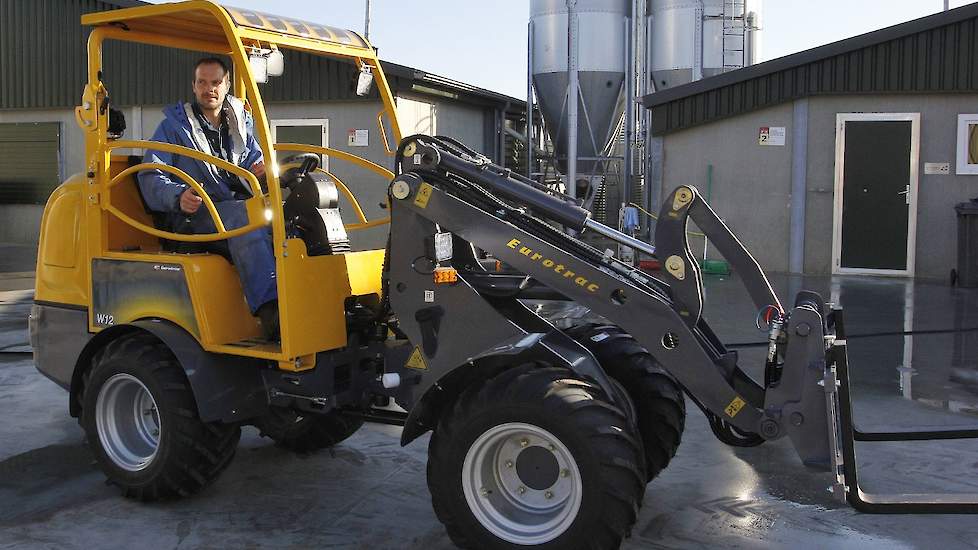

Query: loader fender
[70,319,268,423]
[400,330,618,445]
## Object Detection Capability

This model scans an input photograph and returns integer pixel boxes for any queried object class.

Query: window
[956,114,978,175]
[396,97,437,136]
[270,119,328,172]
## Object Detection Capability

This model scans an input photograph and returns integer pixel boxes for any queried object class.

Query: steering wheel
[278,153,321,190]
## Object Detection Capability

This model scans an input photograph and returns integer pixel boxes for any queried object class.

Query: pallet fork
[827,310,978,513]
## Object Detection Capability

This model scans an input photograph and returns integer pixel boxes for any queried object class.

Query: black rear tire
[567,323,686,482]
[427,363,645,550]
[81,333,240,501]
[255,407,364,453]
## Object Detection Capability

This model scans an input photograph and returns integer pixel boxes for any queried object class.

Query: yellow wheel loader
[29,2,978,549]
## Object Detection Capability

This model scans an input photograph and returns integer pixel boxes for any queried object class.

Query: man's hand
[179,188,203,214]
[249,160,266,178]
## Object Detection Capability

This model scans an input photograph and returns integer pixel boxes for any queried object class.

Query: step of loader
[826,308,978,514]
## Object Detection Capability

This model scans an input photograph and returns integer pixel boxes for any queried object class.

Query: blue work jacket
[137,96,263,216]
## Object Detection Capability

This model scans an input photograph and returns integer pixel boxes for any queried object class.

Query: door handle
[897,185,910,204]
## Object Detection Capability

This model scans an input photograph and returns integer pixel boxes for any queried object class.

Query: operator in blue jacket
[138,57,279,339]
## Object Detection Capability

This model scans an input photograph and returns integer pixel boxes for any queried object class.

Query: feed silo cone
[530,0,628,176]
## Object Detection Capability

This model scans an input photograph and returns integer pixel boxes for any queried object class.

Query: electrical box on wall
[924,162,951,175]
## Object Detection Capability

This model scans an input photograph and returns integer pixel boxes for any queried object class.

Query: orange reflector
[433,267,458,284]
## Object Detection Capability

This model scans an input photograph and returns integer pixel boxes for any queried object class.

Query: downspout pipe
[789,99,809,274]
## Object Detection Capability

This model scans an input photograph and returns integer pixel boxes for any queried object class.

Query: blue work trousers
[178,200,277,314]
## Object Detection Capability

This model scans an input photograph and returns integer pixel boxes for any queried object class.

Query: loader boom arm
[386,136,823,445]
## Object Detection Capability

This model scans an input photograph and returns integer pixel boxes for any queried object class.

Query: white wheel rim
[461,422,583,545]
[95,373,161,471]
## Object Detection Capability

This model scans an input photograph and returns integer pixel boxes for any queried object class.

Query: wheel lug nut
[480,487,489,497]
[548,444,556,451]
[152,429,160,436]
[505,460,514,468]
[520,438,529,448]
[545,491,553,499]
[518,485,526,495]
[560,469,570,478]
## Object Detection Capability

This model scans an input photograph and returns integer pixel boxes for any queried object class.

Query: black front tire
[255,407,364,453]
[427,363,645,550]
[567,323,686,482]
[80,333,240,501]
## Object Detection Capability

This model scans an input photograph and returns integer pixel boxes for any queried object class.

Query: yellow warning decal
[414,182,433,208]
[405,346,428,370]
[724,396,746,418]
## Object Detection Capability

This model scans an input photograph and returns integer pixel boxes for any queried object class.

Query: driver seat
[128,155,232,262]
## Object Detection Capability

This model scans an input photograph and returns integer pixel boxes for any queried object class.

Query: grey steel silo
[649,0,762,90]
[530,0,629,183]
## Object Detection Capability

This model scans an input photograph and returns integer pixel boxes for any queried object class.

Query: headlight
[434,232,453,262]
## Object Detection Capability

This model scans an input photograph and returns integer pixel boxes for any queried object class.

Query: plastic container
[954,201,978,287]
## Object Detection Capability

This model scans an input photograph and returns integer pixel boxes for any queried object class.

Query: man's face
[193,62,229,111]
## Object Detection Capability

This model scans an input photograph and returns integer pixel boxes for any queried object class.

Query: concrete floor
[1,273,977,549]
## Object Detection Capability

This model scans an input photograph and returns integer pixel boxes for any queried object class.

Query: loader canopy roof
[82,0,372,55]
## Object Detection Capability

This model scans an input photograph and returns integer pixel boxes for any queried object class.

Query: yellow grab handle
[107,140,264,199]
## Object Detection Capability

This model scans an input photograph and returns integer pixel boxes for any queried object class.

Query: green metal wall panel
[0,0,379,109]
[0,0,514,111]
[0,122,61,204]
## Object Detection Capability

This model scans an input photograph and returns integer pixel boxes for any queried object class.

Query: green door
[835,115,918,275]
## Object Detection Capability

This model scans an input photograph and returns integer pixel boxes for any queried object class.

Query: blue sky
[151,0,977,99]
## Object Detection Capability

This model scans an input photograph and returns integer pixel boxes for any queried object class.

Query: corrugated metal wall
[0,122,61,203]
[0,0,385,110]
[1,0,99,109]
[649,10,978,135]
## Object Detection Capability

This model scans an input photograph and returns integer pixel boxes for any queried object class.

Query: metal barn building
[0,0,525,250]
[643,4,978,279]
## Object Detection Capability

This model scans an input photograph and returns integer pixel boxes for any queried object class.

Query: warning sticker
[414,182,433,208]
[724,396,747,418]
[405,346,428,370]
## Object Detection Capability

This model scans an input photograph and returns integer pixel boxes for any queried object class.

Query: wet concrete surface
[0,290,31,353]
[1,274,977,549]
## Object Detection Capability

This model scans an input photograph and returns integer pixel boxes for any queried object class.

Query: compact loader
[30,2,978,549]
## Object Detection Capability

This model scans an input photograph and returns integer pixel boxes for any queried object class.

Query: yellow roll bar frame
[77,0,403,364]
